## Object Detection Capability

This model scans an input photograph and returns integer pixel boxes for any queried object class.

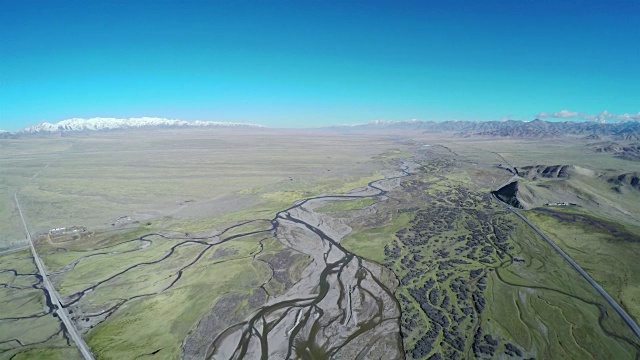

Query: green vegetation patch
[486,221,638,359]
[524,208,640,322]
[0,250,38,275]
[377,149,413,159]
[0,286,47,318]
[0,250,81,359]
[54,235,178,296]
[41,238,144,273]
[342,212,413,264]
[350,157,639,359]
[315,198,375,213]
[9,346,82,360]
[150,173,386,237]
[78,242,210,310]
[86,235,279,359]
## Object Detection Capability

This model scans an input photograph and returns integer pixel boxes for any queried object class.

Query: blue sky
[1,0,638,130]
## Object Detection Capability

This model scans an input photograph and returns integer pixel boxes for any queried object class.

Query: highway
[498,200,640,338]
[14,192,95,359]
[11,154,95,359]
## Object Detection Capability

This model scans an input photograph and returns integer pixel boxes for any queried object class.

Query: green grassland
[86,249,264,358]
[434,136,640,326]
[8,130,397,241]
[253,173,385,196]
[90,172,386,240]
[47,174,381,358]
[342,212,413,264]
[84,235,309,359]
[18,130,393,359]
[341,145,639,359]
[53,235,179,296]
[315,198,376,213]
[489,218,637,358]
[8,346,82,360]
[524,208,640,323]
[376,148,413,159]
[0,139,74,249]
[40,237,146,273]
[0,252,46,321]
[0,250,82,359]
[415,134,640,336]
[4,131,640,359]
[0,250,38,275]
[439,137,640,173]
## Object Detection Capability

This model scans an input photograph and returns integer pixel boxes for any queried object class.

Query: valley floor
[1,130,639,359]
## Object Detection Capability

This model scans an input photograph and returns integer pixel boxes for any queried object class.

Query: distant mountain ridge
[337,119,640,139]
[4,118,640,139]
[17,117,265,134]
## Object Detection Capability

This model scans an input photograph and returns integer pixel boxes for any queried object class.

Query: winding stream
[202,165,412,359]
[0,163,412,358]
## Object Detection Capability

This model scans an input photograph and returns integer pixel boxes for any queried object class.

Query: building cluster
[545,202,577,207]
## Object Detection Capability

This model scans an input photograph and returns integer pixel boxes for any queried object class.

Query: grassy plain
[339,138,639,358]
[423,134,640,326]
[0,139,73,249]
[85,235,274,359]
[441,137,640,172]
[0,250,82,359]
[523,208,640,322]
[342,212,413,264]
[3,129,396,242]
[3,130,640,359]
[315,198,376,213]
[489,219,637,359]
[1,129,404,358]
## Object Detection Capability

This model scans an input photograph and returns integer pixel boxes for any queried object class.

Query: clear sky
[1,0,638,130]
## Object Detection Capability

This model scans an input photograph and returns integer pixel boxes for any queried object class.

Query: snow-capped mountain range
[18,117,265,133]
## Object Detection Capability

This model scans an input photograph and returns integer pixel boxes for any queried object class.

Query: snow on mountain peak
[20,117,265,133]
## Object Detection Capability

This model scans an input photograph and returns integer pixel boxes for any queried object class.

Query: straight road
[14,192,95,359]
[499,200,640,338]
[11,150,94,359]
